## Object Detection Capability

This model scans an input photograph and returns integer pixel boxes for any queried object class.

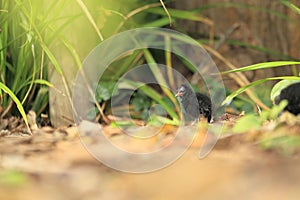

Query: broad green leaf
[233,114,261,133]
[131,90,152,112]
[94,81,119,102]
[87,107,99,120]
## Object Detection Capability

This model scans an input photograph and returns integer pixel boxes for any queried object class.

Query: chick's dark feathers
[176,84,212,122]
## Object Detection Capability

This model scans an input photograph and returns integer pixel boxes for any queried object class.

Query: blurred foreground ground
[0,123,300,200]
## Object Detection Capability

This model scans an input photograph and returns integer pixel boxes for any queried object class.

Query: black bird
[276,82,300,115]
[175,84,212,122]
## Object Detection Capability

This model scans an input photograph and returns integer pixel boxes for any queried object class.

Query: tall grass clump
[0,1,51,127]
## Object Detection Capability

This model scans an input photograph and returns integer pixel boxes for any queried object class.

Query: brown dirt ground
[0,117,300,200]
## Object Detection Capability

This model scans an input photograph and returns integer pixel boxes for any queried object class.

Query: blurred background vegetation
[0,0,299,127]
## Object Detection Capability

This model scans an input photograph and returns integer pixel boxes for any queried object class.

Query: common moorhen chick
[175,84,212,122]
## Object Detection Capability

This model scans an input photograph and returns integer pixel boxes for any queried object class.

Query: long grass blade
[280,0,300,15]
[0,82,29,129]
[123,79,179,124]
[143,49,176,97]
[147,7,213,26]
[223,76,300,106]
[222,61,300,75]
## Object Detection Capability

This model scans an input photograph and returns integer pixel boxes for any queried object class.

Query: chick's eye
[180,87,185,93]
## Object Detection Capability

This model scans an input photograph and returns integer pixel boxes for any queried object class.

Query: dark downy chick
[175,84,212,122]
[276,82,300,115]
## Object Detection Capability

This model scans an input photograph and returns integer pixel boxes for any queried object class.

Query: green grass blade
[222,61,300,74]
[42,44,63,75]
[147,7,212,25]
[31,79,54,87]
[222,76,300,106]
[122,79,179,124]
[0,82,29,128]
[59,36,82,69]
[143,49,178,105]
[143,17,172,27]
[112,50,143,80]
[280,0,300,15]
[14,0,64,75]
[143,49,168,87]
[176,55,198,73]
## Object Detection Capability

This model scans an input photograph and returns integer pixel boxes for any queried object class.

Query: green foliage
[0,0,146,121]
[87,81,119,120]
[0,0,70,119]
[233,114,262,133]
[223,76,300,107]
[94,81,119,103]
[130,89,175,124]
[0,170,27,186]
[233,100,288,133]
[31,87,49,116]
[230,86,272,113]
[260,135,300,156]
[124,80,179,124]
[222,61,300,107]
[131,90,152,119]
[1,0,300,130]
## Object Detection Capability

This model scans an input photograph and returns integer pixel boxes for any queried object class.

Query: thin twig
[78,69,110,124]
[204,45,270,110]
[159,0,172,26]
[114,3,161,34]
[1,100,13,118]
[76,0,104,41]
[214,23,240,50]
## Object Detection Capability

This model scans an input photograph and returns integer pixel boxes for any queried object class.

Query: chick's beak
[175,91,182,97]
